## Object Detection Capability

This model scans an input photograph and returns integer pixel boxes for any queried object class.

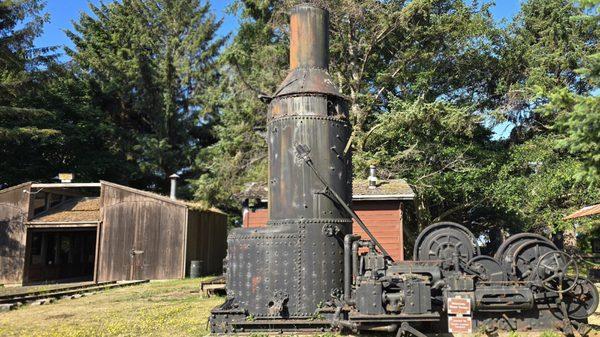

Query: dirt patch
[46,313,74,320]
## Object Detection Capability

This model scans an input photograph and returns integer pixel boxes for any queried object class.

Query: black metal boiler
[218,1,352,320]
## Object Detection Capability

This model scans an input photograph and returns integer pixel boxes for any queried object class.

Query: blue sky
[36,0,238,57]
[36,0,522,59]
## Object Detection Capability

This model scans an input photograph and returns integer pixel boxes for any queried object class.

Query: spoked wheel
[535,250,579,293]
[494,233,557,260]
[508,239,560,281]
[561,277,599,320]
[496,234,558,280]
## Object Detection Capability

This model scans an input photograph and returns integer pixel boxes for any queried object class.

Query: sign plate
[58,173,74,183]
[448,316,472,333]
[448,296,471,315]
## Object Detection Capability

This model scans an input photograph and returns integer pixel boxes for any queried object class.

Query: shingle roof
[563,204,600,220]
[31,197,100,223]
[237,182,269,201]
[352,179,415,200]
[239,179,415,201]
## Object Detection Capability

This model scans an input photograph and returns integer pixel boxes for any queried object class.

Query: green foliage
[496,0,598,133]
[66,0,225,192]
[355,97,503,237]
[487,0,599,246]
[0,0,51,102]
[192,0,286,212]
[490,135,599,234]
[0,0,63,185]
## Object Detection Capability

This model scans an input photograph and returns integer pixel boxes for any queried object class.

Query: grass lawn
[0,278,223,337]
[0,279,597,337]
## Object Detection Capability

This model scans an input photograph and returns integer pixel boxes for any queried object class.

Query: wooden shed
[241,179,415,261]
[0,181,227,285]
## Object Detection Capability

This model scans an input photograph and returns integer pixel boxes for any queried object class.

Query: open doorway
[24,228,97,284]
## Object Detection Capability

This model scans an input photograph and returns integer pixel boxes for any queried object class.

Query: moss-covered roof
[31,197,100,222]
[352,179,415,200]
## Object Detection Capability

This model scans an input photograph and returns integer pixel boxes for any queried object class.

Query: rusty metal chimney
[169,173,179,200]
[289,4,329,70]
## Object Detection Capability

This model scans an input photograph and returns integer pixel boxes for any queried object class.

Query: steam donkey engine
[210,3,598,335]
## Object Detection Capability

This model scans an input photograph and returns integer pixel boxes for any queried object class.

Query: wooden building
[0,181,227,285]
[241,179,415,261]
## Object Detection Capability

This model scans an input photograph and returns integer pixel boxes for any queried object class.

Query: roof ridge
[0,181,32,195]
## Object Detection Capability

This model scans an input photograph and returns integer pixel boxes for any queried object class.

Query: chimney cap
[169,173,180,179]
[368,165,377,189]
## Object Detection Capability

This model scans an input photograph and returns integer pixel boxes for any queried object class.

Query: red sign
[447,296,471,315]
[448,316,473,333]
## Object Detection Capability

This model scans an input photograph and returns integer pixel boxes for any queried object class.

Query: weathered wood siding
[0,182,31,284]
[186,210,227,276]
[98,183,187,281]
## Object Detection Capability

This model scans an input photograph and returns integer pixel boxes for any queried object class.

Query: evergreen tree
[0,0,62,185]
[193,0,287,211]
[67,0,226,193]
[489,0,599,242]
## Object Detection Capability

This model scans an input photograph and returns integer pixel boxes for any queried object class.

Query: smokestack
[218,2,352,322]
[369,165,377,189]
[169,174,179,200]
[289,4,329,70]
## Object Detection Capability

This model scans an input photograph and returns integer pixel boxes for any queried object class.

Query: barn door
[130,203,162,280]
[101,203,136,281]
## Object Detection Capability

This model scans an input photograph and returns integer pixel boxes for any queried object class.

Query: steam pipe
[352,240,374,281]
[344,234,360,303]
[352,240,360,280]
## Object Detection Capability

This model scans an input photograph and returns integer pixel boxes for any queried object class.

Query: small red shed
[240,179,415,261]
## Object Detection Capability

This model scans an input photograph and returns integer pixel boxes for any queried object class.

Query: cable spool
[508,239,561,281]
[413,222,479,263]
[494,233,558,280]
[494,233,557,261]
